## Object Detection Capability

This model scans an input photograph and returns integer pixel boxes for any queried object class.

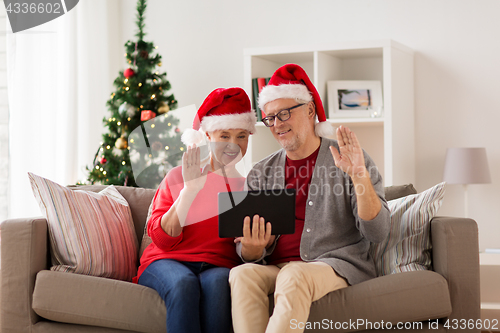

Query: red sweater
[134,166,244,282]
[267,147,319,265]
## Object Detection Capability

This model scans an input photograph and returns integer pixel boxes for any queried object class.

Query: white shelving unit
[242,40,415,186]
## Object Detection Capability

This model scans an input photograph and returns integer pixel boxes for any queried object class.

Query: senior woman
[134,87,257,333]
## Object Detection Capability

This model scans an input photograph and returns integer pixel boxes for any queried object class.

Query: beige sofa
[1,184,480,333]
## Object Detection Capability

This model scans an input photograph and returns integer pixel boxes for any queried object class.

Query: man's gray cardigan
[245,137,390,286]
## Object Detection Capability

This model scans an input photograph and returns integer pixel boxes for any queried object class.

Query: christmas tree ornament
[100,157,107,164]
[141,110,156,121]
[112,147,123,156]
[151,141,163,151]
[119,102,136,116]
[157,102,170,114]
[175,127,180,133]
[115,136,128,149]
[124,68,135,78]
[158,62,162,67]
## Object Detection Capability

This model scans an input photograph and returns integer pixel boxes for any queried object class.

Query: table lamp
[443,147,491,218]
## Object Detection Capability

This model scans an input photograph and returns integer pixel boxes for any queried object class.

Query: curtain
[7,0,121,218]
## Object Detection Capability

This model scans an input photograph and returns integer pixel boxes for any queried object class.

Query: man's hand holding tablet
[234,215,275,261]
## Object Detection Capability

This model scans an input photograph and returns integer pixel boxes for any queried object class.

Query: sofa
[1,184,481,333]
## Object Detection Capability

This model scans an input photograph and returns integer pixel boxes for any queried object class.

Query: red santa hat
[258,64,334,137]
[181,87,256,146]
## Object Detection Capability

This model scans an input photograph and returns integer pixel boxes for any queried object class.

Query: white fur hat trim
[258,84,312,111]
[181,112,257,146]
[181,128,205,146]
[315,121,335,137]
[200,111,257,134]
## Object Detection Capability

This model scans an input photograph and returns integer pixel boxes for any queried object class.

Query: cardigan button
[308,201,313,206]
[306,228,311,232]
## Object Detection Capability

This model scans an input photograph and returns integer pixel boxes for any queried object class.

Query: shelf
[244,40,415,186]
[480,252,500,265]
[328,118,384,126]
[482,302,500,310]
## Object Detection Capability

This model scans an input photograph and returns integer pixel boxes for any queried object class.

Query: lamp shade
[443,147,491,184]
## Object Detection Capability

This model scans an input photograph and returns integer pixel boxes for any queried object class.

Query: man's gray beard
[279,135,302,152]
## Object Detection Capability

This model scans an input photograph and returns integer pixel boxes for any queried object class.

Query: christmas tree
[84,0,183,189]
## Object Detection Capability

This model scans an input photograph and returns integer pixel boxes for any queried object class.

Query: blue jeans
[138,259,232,333]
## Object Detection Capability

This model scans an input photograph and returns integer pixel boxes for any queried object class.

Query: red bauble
[141,110,156,121]
[175,128,180,133]
[124,68,135,78]
[100,157,107,164]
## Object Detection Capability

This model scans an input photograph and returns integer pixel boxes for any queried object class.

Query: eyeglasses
[261,103,305,127]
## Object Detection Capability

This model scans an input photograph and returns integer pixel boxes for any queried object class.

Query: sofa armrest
[431,216,480,325]
[1,218,49,333]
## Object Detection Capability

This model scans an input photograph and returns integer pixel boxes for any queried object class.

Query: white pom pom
[181,129,204,146]
[315,121,335,138]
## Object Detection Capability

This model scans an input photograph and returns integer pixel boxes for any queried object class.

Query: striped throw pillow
[370,182,446,276]
[28,173,138,281]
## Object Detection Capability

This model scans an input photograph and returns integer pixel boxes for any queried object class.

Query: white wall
[117,0,500,251]
[0,2,8,222]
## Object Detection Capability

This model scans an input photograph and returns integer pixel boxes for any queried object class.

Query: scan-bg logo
[4,0,80,33]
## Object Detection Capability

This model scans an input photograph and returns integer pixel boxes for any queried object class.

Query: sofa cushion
[370,182,446,275]
[34,270,450,333]
[307,270,452,332]
[67,185,156,243]
[32,270,166,333]
[384,183,417,201]
[29,173,138,281]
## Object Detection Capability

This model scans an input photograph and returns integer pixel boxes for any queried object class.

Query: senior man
[229,64,390,333]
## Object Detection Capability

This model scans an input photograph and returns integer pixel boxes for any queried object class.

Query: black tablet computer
[218,189,296,238]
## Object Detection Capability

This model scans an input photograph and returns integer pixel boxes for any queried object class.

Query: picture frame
[327,80,383,118]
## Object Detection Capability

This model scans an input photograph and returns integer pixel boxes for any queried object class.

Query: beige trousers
[229,261,348,333]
